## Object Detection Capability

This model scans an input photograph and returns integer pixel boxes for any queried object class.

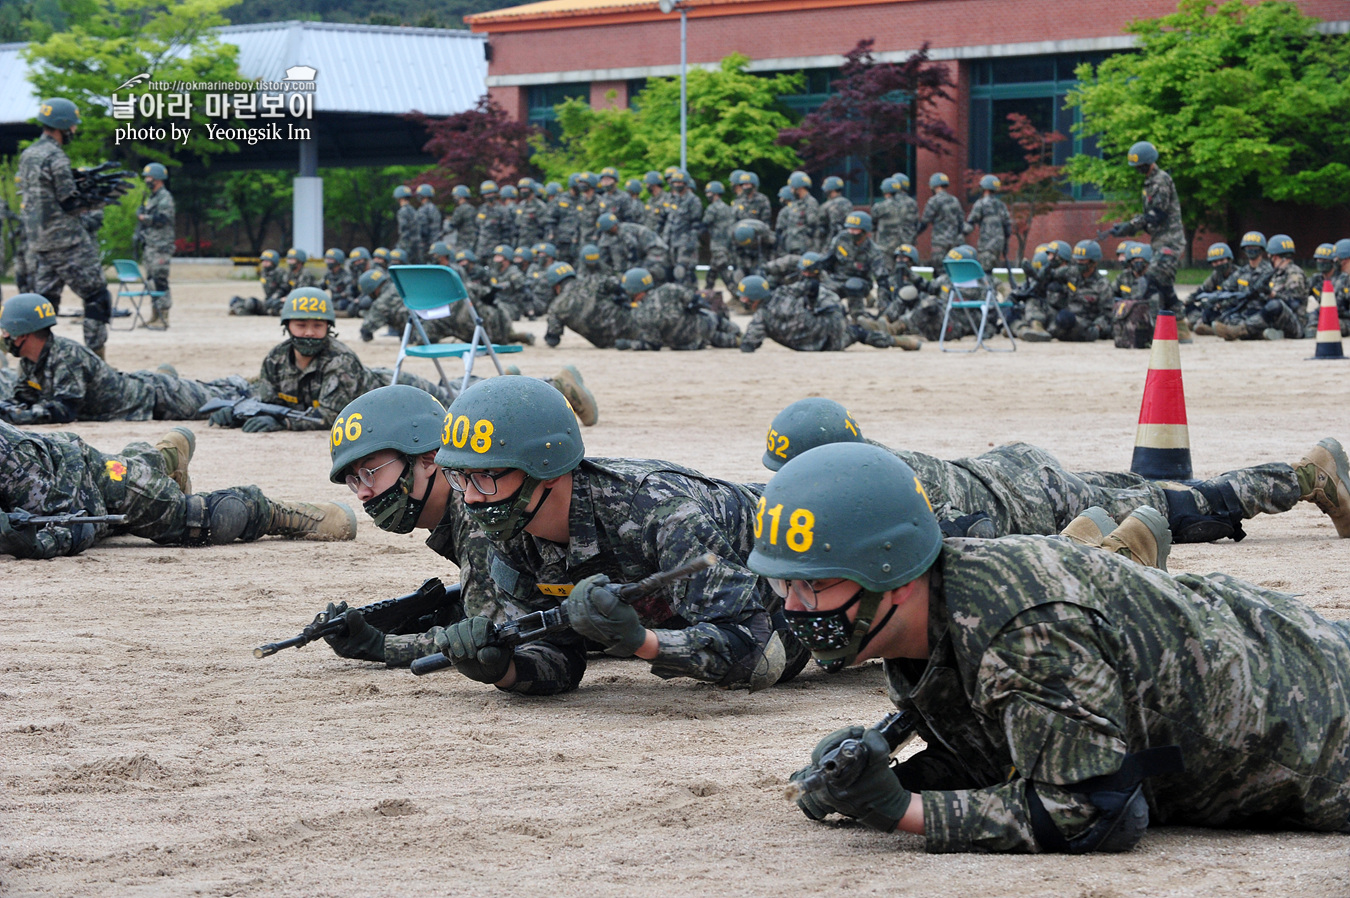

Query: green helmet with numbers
[327,385,448,484]
[324,247,345,265]
[1240,231,1267,251]
[762,397,863,472]
[734,222,759,246]
[435,375,584,478]
[798,252,825,273]
[778,186,792,202]
[348,246,371,262]
[480,180,499,195]
[546,181,563,196]
[880,177,897,195]
[599,166,620,181]
[1206,243,1234,263]
[734,171,755,189]
[279,287,336,323]
[894,244,920,266]
[979,174,1001,191]
[537,242,558,259]
[285,247,308,265]
[891,173,910,191]
[929,172,950,188]
[388,248,408,265]
[358,268,390,296]
[1268,234,1295,256]
[844,210,872,233]
[822,175,844,193]
[36,97,80,129]
[1046,240,1072,263]
[644,171,665,187]
[737,275,771,305]
[580,244,602,265]
[430,242,452,259]
[1126,243,1153,264]
[546,262,576,286]
[788,171,812,190]
[259,249,281,266]
[747,442,944,671]
[1127,141,1158,168]
[454,248,477,264]
[625,178,642,195]
[597,212,620,232]
[393,185,412,199]
[1334,239,1350,261]
[452,185,472,199]
[416,184,435,198]
[142,162,168,180]
[1314,243,1335,263]
[500,185,519,199]
[1,292,59,336]
[1072,239,1102,262]
[622,267,655,296]
[945,244,976,261]
[1029,249,1050,274]
[705,180,725,195]
[373,247,390,263]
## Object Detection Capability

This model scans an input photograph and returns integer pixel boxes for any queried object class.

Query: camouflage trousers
[1220,300,1303,340]
[362,292,409,334]
[896,296,974,343]
[706,247,734,291]
[976,248,1005,273]
[14,247,35,293]
[929,243,956,270]
[33,237,110,352]
[140,246,173,314]
[1049,309,1112,343]
[904,442,1301,537]
[670,240,699,287]
[142,371,251,419]
[92,440,270,546]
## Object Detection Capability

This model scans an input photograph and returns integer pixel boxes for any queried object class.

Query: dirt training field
[2,280,1348,897]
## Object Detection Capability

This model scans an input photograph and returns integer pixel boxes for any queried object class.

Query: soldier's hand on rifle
[431,616,510,684]
[2,403,50,425]
[788,765,835,821]
[322,603,387,663]
[242,414,281,433]
[1109,222,1130,237]
[0,511,58,560]
[564,574,648,657]
[808,727,912,833]
[209,406,240,428]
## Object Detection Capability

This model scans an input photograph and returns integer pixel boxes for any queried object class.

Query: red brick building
[468,0,1349,257]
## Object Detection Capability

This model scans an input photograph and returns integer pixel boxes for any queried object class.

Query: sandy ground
[2,279,1349,897]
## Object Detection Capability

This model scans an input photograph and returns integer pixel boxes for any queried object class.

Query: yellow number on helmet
[786,508,814,552]
[451,415,469,448]
[331,416,345,448]
[914,475,933,512]
[470,419,494,453]
[345,413,362,443]
[754,495,766,540]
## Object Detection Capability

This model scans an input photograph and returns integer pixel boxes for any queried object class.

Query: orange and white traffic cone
[1131,311,1192,480]
[1308,279,1346,361]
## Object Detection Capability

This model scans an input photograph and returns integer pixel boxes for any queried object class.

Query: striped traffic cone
[1308,279,1346,361]
[1131,311,1192,480]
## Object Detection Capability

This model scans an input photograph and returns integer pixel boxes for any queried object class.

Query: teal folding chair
[111,259,162,330]
[939,257,1016,353]
[387,265,523,394]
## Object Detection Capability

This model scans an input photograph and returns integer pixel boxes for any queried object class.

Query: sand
[2,279,1348,897]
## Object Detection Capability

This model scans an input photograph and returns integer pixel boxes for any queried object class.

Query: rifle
[784,709,920,803]
[255,577,460,658]
[198,396,324,425]
[409,552,718,676]
[4,509,127,528]
[72,161,137,210]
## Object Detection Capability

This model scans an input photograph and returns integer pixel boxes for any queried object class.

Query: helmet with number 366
[327,384,447,484]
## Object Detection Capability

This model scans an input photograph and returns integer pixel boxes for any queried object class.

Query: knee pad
[1261,299,1284,325]
[1054,308,1077,330]
[84,288,112,323]
[1164,481,1246,543]
[182,492,249,545]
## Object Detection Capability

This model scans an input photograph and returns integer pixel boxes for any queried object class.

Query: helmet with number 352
[762,397,863,472]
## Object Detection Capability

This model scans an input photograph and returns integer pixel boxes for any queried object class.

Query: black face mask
[362,458,433,534]
[291,335,329,357]
[1316,260,1334,273]
[3,335,21,358]
[782,588,889,674]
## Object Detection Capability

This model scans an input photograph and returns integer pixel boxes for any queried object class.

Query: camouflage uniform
[732,189,773,226]
[599,187,642,224]
[396,202,422,263]
[415,199,441,263]
[360,275,406,335]
[445,198,478,249]
[729,219,777,287]
[322,264,355,315]
[255,337,452,430]
[895,192,920,246]
[741,280,890,352]
[900,276,978,342]
[545,275,635,349]
[1211,261,1281,338]
[1311,270,1350,338]
[17,134,111,351]
[824,234,891,314]
[474,201,514,260]
[4,199,36,293]
[547,194,582,263]
[575,192,602,253]
[487,260,529,319]
[889,535,1350,852]
[870,195,905,256]
[964,195,1012,271]
[1267,262,1309,333]
[702,195,737,290]
[387,458,788,693]
[918,192,964,267]
[268,265,319,316]
[632,283,742,350]
[1051,269,1114,342]
[135,183,175,319]
[779,195,821,255]
[10,334,248,422]
[0,420,273,558]
[513,196,548,248]
[818,195,853,245]
[661,190,702,287]
[599,222,668,280]
[1126,166,1184,298]
[641,190,669,237]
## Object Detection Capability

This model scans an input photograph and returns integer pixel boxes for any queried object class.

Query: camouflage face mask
[783,588,887,674]
[463,474,547,541]
[363,458,431,534]
[291,335,329,357]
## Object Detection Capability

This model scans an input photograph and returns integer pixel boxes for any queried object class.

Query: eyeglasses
[442,468,513,496]
[768,577,854,611]
[344,456,403,492]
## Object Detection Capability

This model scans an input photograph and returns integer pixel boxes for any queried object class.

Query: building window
[528,82,590,141]
[968,53,1110,201]
[626,78,647,111]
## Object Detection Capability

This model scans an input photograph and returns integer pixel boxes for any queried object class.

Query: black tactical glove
[808,727,913,833]
[1110,222,1130,237]
[242,414,281,433]
[209,405,240,428]
[321,602,387,663]
[431,616,511,684]
[563,574,647,656]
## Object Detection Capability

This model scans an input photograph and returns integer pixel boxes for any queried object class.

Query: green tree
[321,165,424,249]
[1065,0,1350,256]
[532,54,803,187]
[23,0,245,166]
[208,170,292,256]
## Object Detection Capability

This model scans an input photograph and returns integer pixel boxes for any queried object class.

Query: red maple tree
[408,97,540,196]
[966,113,1067,262]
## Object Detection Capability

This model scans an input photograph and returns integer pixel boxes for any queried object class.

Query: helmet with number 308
[762,397,864,472]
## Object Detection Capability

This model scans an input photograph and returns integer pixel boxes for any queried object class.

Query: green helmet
[1313,243,1335,263]
[514,245,534,262]
[599,166,619,181]
[580,244,601,264]
[706,180,724,195]
[1,293,58,337]
[737,275,770,305]
[929,172,950,188]
[798,252,825,273]
[358,268,390,296]
[747,443,943,672]
[1046,240,1072,262]
[500,185,519,200]
[777,186,792,202]
[1127,141,1159,167]
[844,210,872,233]
[1115,241,1134,257]
[1206,243,1234,263]
[537,242,558,259]
[324,247,345,264]
[388,248,408,265]
[492,244,512,259]
[141,162,168,180]
[644,171,664,187]
[979,174,1001,191]
[625,178,642,195]
[1126,243,1153,264]
[430,241,451,259]
[734,222,759,246]
[622,267,655,296]
[1268,234,1295,256]
[546,182,563,196]
[597,212,620,232]
[822,175,844,193]
[729,168,746,184]
[36,98,80,129]
[434,377,585,539]
[480,180,499,195]
[583,172,600,189]
[1030,250,1050,274]
[945,244,976,261]
[452,185,472,199]
[880,177,897,195]
[788,171,812,190]
[546,262,576,286]
[349,246,371,262]
[892,173,911,190]
[259,249,281,266]
[328,385,448,533]
[894,244,920,265]
[734,172,755,188]
[416,184,435,198]
[286,247,308,265]
[373,247,391,262]
[762,397,863,472]
[747,172,761,188]
[1240,231,1267,251]
[280,287,336,323]
[1335,239,1350,261]
[454,248,477,264]
[1073,239,1102,262]
[393,185,412,199]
